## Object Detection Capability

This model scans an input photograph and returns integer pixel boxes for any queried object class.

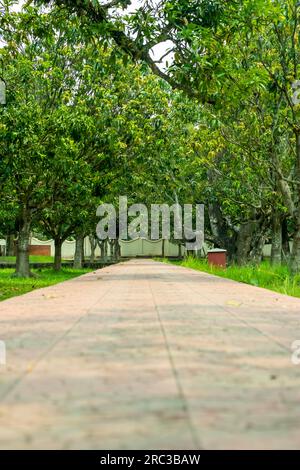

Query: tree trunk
[250,234,266,264]
[15,214,32,278]
[291,131,300,273]
[282,218,290,263]
[114,239,120,260]
[291,216,300,274]
[99,240,108,262]
[89,235,97,264]
[208,202,238,261]
[162,239,165,258]
[54,237,62,271]
[73,235,84,269]
[236,220,255,265]
[290,131,300,271]
[271,213,282,265]
[248,215,268,264]
[6,234,15,256]
[108,239,115,259]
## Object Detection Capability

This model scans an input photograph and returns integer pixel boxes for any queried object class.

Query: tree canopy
[1,0,300,275]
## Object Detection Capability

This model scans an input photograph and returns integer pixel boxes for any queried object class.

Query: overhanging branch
[39,0,215,102]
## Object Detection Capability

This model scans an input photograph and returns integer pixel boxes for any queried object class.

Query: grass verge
[0,256,58,264]
[0,268,91,302]
[163,257,300,299]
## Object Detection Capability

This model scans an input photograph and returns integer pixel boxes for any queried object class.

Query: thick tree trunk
[73,235,84,269]
[6,234,15,256]
[248,215,269,264]
[291,217,300,274]
[250,234,267,264]
[208,203,237,261]
[54,238,62,271]
[271,213,282,265]
[15,215,32,278]
[282,218,290,263]
[236,220,255,265]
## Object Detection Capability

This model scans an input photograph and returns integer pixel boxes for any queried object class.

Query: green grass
[164,257,300,299]
[0,268,91,302]
[0,255,56,264]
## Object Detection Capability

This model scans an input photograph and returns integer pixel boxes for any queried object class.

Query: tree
[0,5,95,275]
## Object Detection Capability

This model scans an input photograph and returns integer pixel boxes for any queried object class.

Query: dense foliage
[1,1,300,276]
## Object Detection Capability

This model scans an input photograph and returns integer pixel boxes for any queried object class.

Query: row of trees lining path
[1,1,300,275]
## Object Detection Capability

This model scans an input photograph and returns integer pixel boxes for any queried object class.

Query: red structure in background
[28,245,51,256]
[10,244,51,257]
[207,249,227,268]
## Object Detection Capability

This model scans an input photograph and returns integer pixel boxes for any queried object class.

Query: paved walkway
[0,259,300,449]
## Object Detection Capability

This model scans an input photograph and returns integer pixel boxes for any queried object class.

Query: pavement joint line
[2,260,300,449]
[159,261,293,355]
[184,277,292,355]
[148,264,295,430]
[147,275,203,450]
[0,275,115,403]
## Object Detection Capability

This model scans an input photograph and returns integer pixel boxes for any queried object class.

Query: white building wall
[2,237,282,259]
[119,238,183,257]
[0,237,187,258]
